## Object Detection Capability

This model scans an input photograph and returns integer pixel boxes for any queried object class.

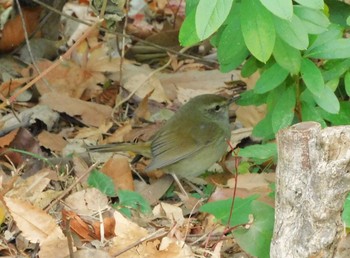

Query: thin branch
[31,0,218,66]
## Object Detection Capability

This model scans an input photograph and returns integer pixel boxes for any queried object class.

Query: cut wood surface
[271,122,350,258]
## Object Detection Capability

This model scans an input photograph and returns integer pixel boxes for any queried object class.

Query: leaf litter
[0,1,274,257]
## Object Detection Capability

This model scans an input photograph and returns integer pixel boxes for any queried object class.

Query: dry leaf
[5,169,50,203]
[86,45,121,73]
[123,73,169,103]
[0,77,31,97]
[40,92,112,127]
[64,188,109,215]
[158,236,194,257]
[38,232,72,258]
[0,128,18,147]
[62,209,96,241]
[0,105,59,132]
[4,197,65,242]
[37,131,68,153]
[104,123,132,143]
[74,121,113,142]
[29,59,104,99]
[209,173,275,207]
[133,90,153,124]
[236,105,267,128]
[101,156,134,191]
[134,174,173,205]
[153,202,185,226]
[92,215,116,240]
[68,249,112,258]
[158,69,240,101]
[108,210,148,256]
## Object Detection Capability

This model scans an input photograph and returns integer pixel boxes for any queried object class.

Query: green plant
[87,170,151,217]
[200,196,274,258]
[180,0,350,255]
[180,0,350,141]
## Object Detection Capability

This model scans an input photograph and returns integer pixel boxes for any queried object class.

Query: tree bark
[270,122,350,258]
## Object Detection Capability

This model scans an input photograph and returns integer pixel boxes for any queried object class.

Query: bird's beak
[227,95,240,105]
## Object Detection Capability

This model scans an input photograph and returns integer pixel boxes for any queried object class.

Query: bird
[88,94,238,194]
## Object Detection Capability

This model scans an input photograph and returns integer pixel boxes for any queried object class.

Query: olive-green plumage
[88,94,237,179]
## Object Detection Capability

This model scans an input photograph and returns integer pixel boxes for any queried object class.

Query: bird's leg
[171,174,206,198]
[183,179,204,196]
[171,173,188,198]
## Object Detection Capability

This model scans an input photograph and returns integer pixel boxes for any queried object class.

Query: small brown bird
[88,94,238,192]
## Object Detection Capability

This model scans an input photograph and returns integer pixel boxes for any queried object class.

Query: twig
[111,46,190,118]
[119,0,130,83]
[225,141,239,229]
[31,0,218,66]
[65,218,74,258]
[111,228,168,257]
[14,0,41,75]
[0,20,102,109]
[44,163,98,212]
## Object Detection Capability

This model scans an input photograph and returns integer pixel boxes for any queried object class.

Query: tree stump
[270,122,350,258]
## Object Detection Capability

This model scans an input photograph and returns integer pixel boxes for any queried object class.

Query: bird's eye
[214,105,221,112]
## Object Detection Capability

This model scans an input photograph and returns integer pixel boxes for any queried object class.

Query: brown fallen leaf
[40,92,112,127]
[62,209,96,241]
[134,174,173,205]
[24,59,104,99]
[104,123,132,144]
[158,69,240,101]
[5,169,50,203]
[37,130,68,154]
[64,188,109,216]
[153,202,185,226]
[101,155,134,191]
[209,173,275,207]
[123,73,169,103]
[0,128,18,148]
[4,197,66,242]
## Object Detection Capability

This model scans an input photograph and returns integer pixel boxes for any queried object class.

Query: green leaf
[185,0,200,15]
[300,58,324,97]
[319,101,350,125]
[200,195,259,226]
[273,14,309,50]
[307,24,343,53]
[322,59,350,81]
[195,0,233,41]
[345,71,350,96]
[88,170,117,197]
[239,143,277,160]
[271,86,296,133]
[325,0,350,27]
[273,36,301,74]
[237,90,268,106]
[179,9,200,46]
[294,0,324,9]
[218,4,249,72]
[300,88,316,105]
[259,0,293,20]
[325,78,339,91]
[254,63,289,94]
[312,87,340,114]
[118,190,152,215]
[342,193,350,228]
[306,38,350,59]
[301,101,327,127]
[241,56,260,77]
[294,6,329,34]
[233,201,274,258]
[241,0,275,62]
[252,112,275,140]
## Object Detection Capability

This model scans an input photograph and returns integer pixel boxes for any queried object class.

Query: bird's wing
[145,122,224,171]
